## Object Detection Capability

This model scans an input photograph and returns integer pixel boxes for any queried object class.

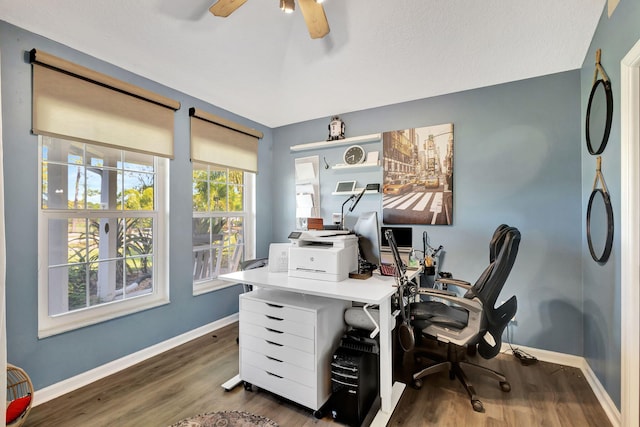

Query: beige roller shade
[30,49,180,158]
[189,108,263,173]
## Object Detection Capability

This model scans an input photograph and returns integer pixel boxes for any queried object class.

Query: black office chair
[408,225,520,412]
[238,257,268,292]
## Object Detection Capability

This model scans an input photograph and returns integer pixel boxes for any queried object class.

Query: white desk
[219,267,413,426]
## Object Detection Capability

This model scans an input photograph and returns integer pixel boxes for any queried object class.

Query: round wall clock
[343,145,366,165]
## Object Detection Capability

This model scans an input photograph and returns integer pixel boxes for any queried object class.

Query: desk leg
[370,297,405,426]
[221,374,242,391]
[379,296,393,413]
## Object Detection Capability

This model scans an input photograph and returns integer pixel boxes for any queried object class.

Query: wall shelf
[332,162,380,170]
[332,189,380,196]
[290,133,381,152]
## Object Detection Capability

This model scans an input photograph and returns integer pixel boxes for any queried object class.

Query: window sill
[38,293,170,339]
[193,278,240,296]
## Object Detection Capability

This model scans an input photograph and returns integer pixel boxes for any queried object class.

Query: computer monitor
[353,211,381,268]
[380,226,413,252]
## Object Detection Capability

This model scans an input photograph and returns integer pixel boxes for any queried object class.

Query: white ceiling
[0,0,605,128]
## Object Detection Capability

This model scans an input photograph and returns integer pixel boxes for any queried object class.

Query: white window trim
[37,142,170,338]
[192,172,255,296]
[621,37,640,427]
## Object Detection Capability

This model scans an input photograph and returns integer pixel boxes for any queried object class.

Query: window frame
[192,165,255,296]
[37,137,170,338]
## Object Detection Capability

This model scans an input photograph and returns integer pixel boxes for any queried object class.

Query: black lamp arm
[340,194,356,230]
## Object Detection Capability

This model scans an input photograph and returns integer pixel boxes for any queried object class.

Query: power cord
[505,323,538,366]
[512,347,538,366]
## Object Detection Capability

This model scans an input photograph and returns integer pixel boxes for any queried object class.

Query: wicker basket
[6,364,33,427]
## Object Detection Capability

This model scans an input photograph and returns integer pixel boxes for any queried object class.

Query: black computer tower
[329,333,379,426]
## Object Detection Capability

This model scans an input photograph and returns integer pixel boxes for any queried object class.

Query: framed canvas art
[382,123,454,225]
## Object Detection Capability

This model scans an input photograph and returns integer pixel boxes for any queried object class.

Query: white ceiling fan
[209,0,330,39]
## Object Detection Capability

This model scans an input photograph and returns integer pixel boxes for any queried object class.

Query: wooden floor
[25,322,612,427]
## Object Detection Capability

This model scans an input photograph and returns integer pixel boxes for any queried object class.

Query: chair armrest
[435,277,472,289]
[421,288,457,297]
[417,288,482,313]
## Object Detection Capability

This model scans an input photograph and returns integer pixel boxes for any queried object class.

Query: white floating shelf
[332,189,380,196]
[290,133,382,152]
[332,162,380,170]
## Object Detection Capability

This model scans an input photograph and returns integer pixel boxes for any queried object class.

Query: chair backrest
[238,257,269,293]
[489,224,511,263]
[467,225,521,359]
[240,258,268,271]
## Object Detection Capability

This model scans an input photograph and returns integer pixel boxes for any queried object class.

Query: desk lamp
[340,187,366,230]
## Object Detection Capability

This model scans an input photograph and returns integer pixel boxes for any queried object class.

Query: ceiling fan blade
[209,0,248,17]
[298,0,330,39]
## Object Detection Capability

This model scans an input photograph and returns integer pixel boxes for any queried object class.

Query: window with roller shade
[190,108,262,295]
[32,49,179,337]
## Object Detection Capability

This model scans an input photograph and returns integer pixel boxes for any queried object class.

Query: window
[38,136,169,337]
[188,107,261,295]
[192,163,255,294]
[30,49,178,337]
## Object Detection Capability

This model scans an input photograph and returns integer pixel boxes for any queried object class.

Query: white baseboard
[33,313,239,407]
[502,343,621,427]
[32,320,621,427]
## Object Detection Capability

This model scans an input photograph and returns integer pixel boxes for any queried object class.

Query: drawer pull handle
[265,340,283,347]
[266,355,283,363]
[266,371,283,379]
[265,327,283,334]
[266,303,284,308]
[266,315,284,321]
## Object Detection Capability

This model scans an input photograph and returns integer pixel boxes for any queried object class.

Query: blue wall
[0,21,274,389]
[3,3,639,412]
[579,0,640,409]
[273,71,584,356]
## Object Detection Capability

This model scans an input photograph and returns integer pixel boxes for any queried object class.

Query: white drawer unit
[239,288,349,414]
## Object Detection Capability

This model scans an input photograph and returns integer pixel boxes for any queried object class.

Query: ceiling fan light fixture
[280,0,295,13]
[210,0,328,39]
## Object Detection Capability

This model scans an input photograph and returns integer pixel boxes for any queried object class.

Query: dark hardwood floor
[25,322,612,426]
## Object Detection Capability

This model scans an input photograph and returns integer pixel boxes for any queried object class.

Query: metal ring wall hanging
[586,49,613,155]
[586,156,614,264]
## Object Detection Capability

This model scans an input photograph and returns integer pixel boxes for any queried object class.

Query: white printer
[288,230,358,282]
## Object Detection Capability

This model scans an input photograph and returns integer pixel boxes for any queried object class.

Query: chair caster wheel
[243,381,254,391]
[313,409,323,419]
[472,399,484,412]
[500,381,511,392]
[413,378,423,389]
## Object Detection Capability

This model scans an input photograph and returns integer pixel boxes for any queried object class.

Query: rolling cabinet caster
[472,399,484,412]
[412,378,423,389]
[243,381,254,391]
[500,381,511,392]
[313,409,324,419]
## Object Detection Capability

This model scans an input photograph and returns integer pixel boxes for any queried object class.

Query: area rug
[169,411,279,427]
